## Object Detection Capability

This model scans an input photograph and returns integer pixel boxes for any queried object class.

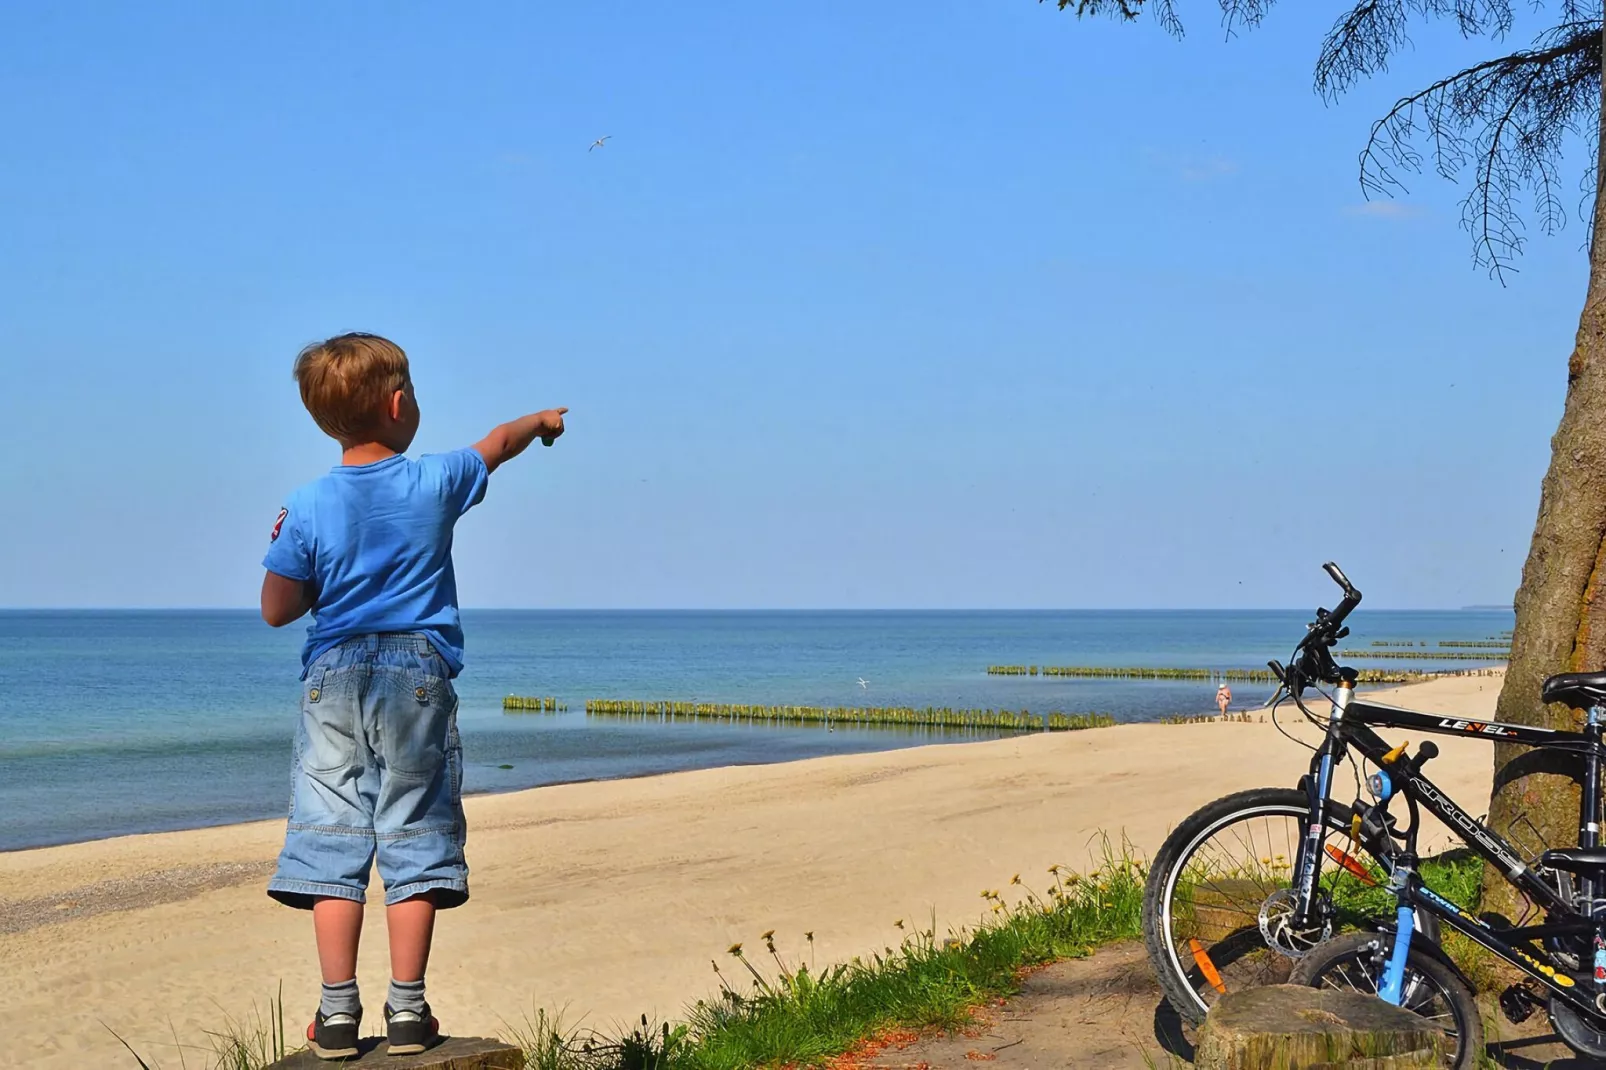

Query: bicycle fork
[1379,888,1416,1005]
[1295,682,1355,927]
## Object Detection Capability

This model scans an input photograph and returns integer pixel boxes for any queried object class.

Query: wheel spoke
[1160,804,1357,1015]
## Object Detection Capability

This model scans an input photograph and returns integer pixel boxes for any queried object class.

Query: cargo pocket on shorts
[300,666,359,774]
[382,664,456,781]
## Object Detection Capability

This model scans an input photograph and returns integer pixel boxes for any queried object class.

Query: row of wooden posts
[502,695,564,712]
[579,699,1115,732]
[986,665,1282,681]
[497,697,1120,732]
[1369,640,1510,650]
[1337,649,1508,661]
[984,665,1435,683]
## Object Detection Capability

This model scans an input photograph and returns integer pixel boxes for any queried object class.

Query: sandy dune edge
[1,672,1504,1069]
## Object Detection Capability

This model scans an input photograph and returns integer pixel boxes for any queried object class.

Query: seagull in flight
[857,678,869,690]
[589,136,611,152]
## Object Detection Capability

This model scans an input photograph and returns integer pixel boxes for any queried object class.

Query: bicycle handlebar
[1283,562,1363,692]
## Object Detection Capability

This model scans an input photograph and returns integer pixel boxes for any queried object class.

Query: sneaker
[307,1008,361,1061]
[384,1002,440,1056]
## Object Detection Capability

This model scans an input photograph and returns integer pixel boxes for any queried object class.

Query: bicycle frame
[1397,877,1595,1013]
[1293,681,1606,1020]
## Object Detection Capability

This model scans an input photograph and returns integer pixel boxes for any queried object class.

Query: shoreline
[0,727,1064,856]
[1,670,1503,855]
[1,670,1506,1069]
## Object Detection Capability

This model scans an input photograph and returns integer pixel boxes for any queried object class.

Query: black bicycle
[1142,563,1606,1067]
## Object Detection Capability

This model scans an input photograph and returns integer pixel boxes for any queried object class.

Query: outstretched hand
[539,407,569,447]
[474,408,572,473]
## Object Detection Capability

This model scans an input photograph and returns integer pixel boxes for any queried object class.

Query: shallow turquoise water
[0,608,1511,850]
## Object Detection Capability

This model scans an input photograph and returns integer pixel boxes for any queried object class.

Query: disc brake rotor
[1258,888,1331,958]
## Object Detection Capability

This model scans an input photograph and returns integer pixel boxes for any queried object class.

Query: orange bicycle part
[1189,938,1227,994]
[1325,844,1380,886]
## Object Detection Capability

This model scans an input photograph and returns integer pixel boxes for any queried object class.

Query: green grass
[678,850,1144,1069]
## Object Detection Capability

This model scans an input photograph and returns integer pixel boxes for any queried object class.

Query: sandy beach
[2,672,1505,1069]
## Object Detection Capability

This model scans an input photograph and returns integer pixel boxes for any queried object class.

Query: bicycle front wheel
[1142,787,1410,1023]
[1291,930,1482,1070]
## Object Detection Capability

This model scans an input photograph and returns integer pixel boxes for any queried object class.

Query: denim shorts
[267,633,469,910]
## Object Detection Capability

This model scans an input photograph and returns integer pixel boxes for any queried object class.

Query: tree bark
[1484,29,1606,916]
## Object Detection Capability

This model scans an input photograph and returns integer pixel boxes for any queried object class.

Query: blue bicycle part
[1378,904,1416,1004]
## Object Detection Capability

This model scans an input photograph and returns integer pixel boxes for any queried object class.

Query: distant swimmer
[588,136,611,152]
[1216,681,1232,717]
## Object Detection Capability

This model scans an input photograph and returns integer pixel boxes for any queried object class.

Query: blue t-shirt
[263,449,489,677]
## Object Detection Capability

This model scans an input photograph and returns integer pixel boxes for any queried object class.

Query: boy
[260,332,567,1059]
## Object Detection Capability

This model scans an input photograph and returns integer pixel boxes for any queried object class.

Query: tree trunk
[1483,32,1606,916]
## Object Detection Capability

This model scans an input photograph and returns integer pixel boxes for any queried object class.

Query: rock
[1193,985,1447,1069]
[265,1035,523,1069]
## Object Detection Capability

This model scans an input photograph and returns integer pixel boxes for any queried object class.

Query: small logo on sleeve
[271,508,288,542]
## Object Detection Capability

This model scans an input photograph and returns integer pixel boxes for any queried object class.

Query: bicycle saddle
[1541,671,1606,710]
[1542,847,1606,875]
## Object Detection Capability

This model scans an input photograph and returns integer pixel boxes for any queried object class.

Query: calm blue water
[0,608,1512,851]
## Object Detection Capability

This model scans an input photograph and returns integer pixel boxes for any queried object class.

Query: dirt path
[852,943,1193,1069]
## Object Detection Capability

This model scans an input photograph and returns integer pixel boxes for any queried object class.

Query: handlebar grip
[541,436,555,447]
[1320,564,1362,632]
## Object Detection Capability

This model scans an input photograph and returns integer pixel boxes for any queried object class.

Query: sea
[0,608,1513,852]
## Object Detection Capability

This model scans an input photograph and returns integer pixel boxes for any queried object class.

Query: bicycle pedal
[1499,984,1542,1024]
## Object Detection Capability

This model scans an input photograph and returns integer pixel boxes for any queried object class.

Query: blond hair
[292,333,411,443]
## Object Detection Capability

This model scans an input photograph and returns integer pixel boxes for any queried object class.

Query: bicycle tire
[1291,929,1482,1070]
[1142,787,1425,1024]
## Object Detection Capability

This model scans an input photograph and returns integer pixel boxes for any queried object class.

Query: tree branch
[1353,25,1598,277]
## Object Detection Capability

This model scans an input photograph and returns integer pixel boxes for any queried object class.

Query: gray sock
[388,977,427,1016]
[319,978,361,1020]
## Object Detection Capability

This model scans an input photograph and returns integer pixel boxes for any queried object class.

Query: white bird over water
[588,136,611,152]
[857,678,869,689]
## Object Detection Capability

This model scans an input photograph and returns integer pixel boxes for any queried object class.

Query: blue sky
[0,2,1586,609]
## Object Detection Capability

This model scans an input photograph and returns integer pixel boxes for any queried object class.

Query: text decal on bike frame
[1416,886,1578,987]
[1436,718,1520,738]
[1349,701,1568,749]
[1408,773,1528,876]
[1416,885,1487,929]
